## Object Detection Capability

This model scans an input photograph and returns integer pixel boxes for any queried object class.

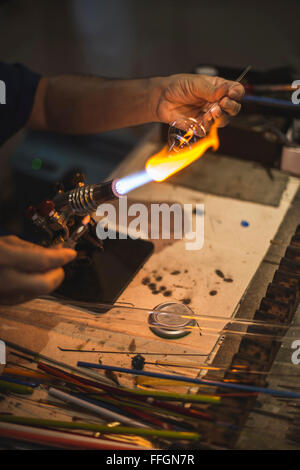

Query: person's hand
[0,235,76,305]
[153,74,245,127]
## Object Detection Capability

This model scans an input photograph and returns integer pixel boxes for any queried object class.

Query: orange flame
[145,121,219,182]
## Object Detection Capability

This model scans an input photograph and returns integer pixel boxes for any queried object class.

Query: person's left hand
[152,73,245,128]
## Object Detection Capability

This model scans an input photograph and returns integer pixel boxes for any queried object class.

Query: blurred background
[1,0,300,78]
[0,0,300,232]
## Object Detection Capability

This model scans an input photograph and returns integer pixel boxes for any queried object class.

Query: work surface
[0,125,300,448]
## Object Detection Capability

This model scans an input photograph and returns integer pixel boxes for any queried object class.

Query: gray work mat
[169,153,289,207]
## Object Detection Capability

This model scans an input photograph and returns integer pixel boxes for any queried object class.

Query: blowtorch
[26,175,121,248]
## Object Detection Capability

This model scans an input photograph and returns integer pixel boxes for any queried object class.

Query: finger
[215,114,230,128]
[185,75,227,104]
[2,235,29,246]
[227,82,245,101]
[205,76,245,102]
[203,81,230,103]
[219,97,241,116]
[0,267,65,303]
[0,240,76,272]
[21,247,76,272]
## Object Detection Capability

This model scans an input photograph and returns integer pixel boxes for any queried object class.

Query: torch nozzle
[53,179,121,215]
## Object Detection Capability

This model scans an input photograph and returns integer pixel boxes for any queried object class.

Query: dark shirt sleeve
[0,62,41,145]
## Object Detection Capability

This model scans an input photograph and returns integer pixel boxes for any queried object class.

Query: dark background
[0,0,299,232]
[1,0,300,78]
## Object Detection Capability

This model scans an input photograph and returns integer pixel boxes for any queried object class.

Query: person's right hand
[0,235,76,305]
[153,73,244,128]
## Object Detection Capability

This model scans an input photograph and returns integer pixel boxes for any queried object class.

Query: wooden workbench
[0,124,299,448]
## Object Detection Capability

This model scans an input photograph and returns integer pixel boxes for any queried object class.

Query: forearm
[29,75,163,134]
[28,72,244,135]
